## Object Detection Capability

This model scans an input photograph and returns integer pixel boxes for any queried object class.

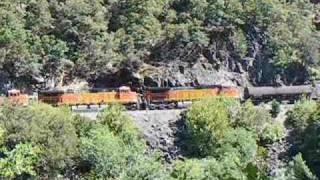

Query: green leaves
[0,143,41,179]
[185,97,232,157]
[0,102,79,178]
[80,104,167,179]
[274,153,317,180]
[0,0,319,85]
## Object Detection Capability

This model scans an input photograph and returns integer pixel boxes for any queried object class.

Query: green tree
[119,153,169,180]
[274,153,317,180]
[299,115,320,176]
[0,143,41,179]
[260,122,285,144]
[185,97,234,157]
[215,128,257,165]
[287,98,317,133]
[97,104,144,148]
[171,155,264,180]
[0,102,79,178]
[80,126,135,178]
[234,100,272,138]
[81,106,167,179]
[271,99,281,118]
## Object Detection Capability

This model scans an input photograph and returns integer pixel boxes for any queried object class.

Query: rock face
[128,110,185,162]
[143,57,247,87]
[90,24,311,89]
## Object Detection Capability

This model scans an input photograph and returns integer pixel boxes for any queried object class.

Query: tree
[286,98,317,133]
[0,143,41,179]
[171,155,265,180]
[97,104,144,148]
[81,105,166,179]
[0,102,79,178]
[215,128,257,166]
[119,153,169,180]
[0,0,38,83]
[234,100,272,138]
[299,115,320,176]
[184,97,234,157]
[260,122,285,144]
[80,126,135,178]
[271,99,281,118]
[274,153,317,180]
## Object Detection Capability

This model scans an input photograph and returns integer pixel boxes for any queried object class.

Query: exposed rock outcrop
[128,110,185,162]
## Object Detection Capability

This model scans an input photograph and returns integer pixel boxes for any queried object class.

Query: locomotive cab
[7,89,21,97]
[5,89,28,105]
[119,86,131,93]
[118,86,140,109]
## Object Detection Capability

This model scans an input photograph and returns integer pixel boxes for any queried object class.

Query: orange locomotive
[0,89,29,105]
[0,85,240,109]
[38,86,141,108]
[144,85,240,109]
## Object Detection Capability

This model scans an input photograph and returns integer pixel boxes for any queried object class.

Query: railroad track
[71,102,192,113]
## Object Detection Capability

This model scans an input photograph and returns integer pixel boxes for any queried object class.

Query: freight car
[244,85,314,103]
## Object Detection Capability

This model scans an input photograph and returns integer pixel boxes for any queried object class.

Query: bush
[299,118,320,176]
[274,153,317,180]
[171,155,264,180]
[97,104,144,149]
[261,122,285,144]
[171,159,206,180]
[80,127,135,178]
[215,128,257,165]
[0,102,79,178]
[80,124,165,179]
[286,98,317,132]
[81,104,167,179]
[234,100,272,137]
[0,143,41,179]
[185,97,236,157]
[184,97,259,174]
[119,153,169,180]
[271,100,281,118]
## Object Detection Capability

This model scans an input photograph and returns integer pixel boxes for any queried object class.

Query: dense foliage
[0,0,319,87]
[284,98,320,178]
[2,96,320,178]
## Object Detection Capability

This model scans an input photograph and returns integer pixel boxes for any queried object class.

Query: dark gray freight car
[245,85,314,103]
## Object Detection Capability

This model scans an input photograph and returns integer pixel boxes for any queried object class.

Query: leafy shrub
[286,98,317,132]
[171,155,263,180]
[81,104,167,179]
[80,126,135,178]
[274,153,317,180]
[0,102,79,177]
[0,143,41,179]
[97,104,144,149]
[234,100,272,137]
[261,122,285,144]
[185,97,235,157]
[271,100,281,118]
[119,153,169,180]
[171,159,206,180]
[215,128,257,165]
[299,118,320,176]
[184,97,259,175]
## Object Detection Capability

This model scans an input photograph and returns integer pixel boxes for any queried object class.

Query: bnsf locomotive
[0,84,317,109]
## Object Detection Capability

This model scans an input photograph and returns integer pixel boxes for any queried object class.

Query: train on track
[0,84,318,109]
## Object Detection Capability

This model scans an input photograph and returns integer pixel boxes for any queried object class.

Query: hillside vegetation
[0,0,319,88]
[0,98,320,179]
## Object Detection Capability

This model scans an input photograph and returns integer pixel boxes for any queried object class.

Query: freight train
[0,84,317,109]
